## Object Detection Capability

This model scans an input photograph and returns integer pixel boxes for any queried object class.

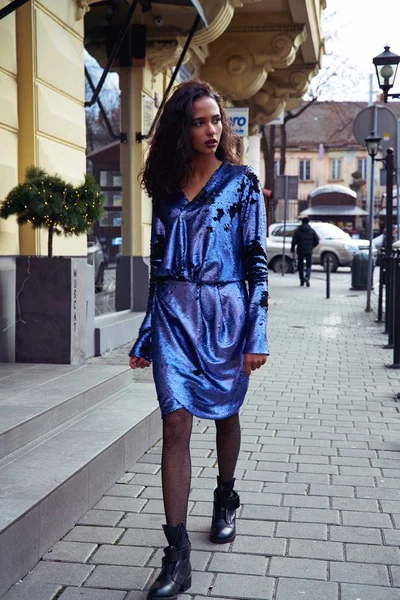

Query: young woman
[129,80,269,600]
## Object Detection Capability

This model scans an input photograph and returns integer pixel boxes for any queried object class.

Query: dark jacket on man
[291,222,319,255]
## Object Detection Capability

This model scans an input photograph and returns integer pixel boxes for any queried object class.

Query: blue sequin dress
[129,163,269,420]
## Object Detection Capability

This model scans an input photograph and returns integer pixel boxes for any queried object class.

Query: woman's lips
[205,140,218,147]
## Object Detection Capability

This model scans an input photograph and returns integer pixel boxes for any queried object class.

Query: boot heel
[181,575,192,592]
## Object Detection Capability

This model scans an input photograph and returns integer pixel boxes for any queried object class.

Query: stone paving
[4,269,400,600]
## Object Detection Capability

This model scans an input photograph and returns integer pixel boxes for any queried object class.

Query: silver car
[267,221,375,273]
[87,233,105,293]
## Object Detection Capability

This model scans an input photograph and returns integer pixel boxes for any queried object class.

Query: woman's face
[190,96,223,157]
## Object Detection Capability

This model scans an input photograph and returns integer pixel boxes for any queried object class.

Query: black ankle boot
[209,477,240,544]
[147,523,192,600]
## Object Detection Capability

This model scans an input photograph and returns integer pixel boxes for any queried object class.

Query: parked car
[267,221,376,273]
[266,237,297,274]
[87,233,105,292]
[373,232,400,265]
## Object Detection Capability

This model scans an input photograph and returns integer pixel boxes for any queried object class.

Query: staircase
[0,363,161,597]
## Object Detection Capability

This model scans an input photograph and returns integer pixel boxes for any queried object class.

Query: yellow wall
[274,147,382,200]
[15,0,87,256]
[0,1,19,255]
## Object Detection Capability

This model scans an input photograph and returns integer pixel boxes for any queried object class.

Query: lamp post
[365,132,381,312]
[373,46,400,102]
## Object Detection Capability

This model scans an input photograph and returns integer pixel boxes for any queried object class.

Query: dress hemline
[159,394,244,421]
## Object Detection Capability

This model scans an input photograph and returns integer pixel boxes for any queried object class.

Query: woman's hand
[243,353,267,376]
[129,356,151,369]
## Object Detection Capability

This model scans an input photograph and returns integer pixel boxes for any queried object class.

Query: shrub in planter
[0,166,104,256]
[0,167,104,363]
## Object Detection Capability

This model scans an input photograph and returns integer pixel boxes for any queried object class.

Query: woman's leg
[210,413,241,543]
[147,408,193,600]
[161,407,193,525]
[215,413,241,483]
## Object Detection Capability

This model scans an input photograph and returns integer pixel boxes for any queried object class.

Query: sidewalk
[4,269,400,600]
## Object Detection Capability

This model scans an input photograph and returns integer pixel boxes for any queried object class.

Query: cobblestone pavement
[6,270,400,600]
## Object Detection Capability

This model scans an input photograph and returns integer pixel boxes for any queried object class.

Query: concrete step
[0,370,161,598]
[94,310,145,356]
[0,363,135,460]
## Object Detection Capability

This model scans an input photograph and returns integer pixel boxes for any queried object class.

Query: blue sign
[226,108,249,137]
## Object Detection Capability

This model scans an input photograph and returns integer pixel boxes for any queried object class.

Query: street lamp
[364,132,382,312]
[365,132,382,159]
[373,46,400,102]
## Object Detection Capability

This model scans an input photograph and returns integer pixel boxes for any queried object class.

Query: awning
[310,184,356,199]
[299,205,368,217]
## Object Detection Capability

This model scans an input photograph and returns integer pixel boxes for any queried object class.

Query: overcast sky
[322,0,400,101]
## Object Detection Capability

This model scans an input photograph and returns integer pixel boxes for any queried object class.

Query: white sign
[142,91,155,137]
[269,111,284,125]
[226,107,249,137]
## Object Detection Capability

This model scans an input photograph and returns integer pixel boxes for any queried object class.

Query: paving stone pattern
[5,271,400,600]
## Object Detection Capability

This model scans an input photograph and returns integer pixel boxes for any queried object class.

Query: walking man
[291,217,319,287]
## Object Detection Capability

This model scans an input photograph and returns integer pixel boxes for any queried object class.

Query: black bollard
[377,253,385,323]
[385,256,394,347]
[392,257,400,368]
[326,256,331,299]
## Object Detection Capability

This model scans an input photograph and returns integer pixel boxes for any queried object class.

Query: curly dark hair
[140,80,240,199]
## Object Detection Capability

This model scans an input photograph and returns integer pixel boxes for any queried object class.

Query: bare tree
[279,8,362,172]
[86,101,120,153]
[265,7,363,219]
[85,54,121,153]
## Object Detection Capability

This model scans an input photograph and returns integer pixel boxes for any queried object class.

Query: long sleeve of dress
[129,210,166,361]
[240,169,270,355]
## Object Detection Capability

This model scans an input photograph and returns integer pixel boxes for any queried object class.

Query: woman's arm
[240,168,270,357]
[128,209,166,362]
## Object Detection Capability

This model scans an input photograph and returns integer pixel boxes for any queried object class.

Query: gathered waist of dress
[155,276,245,286]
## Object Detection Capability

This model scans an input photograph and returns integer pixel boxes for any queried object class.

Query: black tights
[161,409,241,526]
[215,413,241,484]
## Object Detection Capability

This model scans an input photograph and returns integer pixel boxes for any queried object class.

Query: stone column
[245,134,262,178]
[15,0,87,257]
[116,67,150,311]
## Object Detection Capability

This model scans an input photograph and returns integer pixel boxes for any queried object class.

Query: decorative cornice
[268,30,307,69]
[245,62,320,125]
[249,83,286,125]
[227,24,306,33]
[184,0,234,47]
[201,26,308,100]
[147,42,192,77]
[148,1,234,76]
[188,44,209,69]
[269,62,319,99]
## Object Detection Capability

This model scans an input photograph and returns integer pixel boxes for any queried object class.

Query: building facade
[0,0,326,361]
[271,101,390,230]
